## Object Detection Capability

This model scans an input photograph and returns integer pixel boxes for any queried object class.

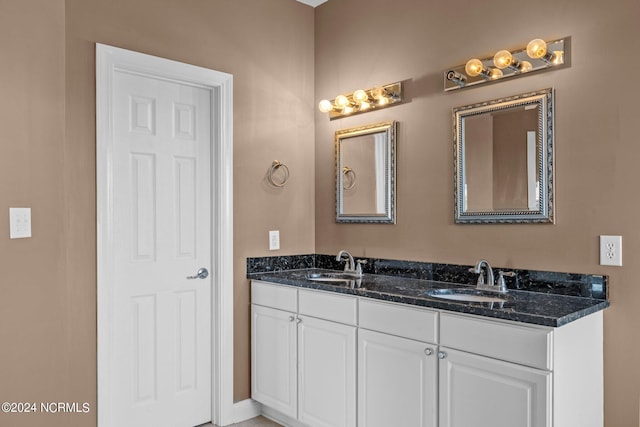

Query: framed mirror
[454,88,554,223]
[336,121,396,223]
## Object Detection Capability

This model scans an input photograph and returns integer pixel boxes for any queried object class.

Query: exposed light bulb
[335,95,350,108]
[360,101,371,110]
[520,61,533,72]
[526,39,547,59]
[465,59,484,77]
[318,99,333,113]
[343,105,354,114]
[493,50,515,69]
[551,50,564,65]
[353,89,368,103]
[490,68,503,80]
[370,87,385,100]
[377,96,389,106]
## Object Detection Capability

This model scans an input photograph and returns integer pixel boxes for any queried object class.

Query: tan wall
[493,108,537,209]
[341,134,378,214]
[1,0,314,425]
[0,1,75,426]
[315,0,640,426]
[464,114,494,211]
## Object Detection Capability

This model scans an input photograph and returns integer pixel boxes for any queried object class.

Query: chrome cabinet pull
[187,267,209,280]
[424,348,434,356]
[438,351,447,359]
[288,316,295,322]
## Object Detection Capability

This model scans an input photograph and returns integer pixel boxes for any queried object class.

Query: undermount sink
[303,272,360,282]
[426,288,514,307]
[300,272,365,290]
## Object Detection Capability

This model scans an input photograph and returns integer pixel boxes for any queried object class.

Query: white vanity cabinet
[438,311,604,427]
[252,280,604,427]
[251,281,357,427]
[358,299,439,427]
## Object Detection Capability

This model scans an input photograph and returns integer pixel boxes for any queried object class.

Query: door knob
[187,267,209,280]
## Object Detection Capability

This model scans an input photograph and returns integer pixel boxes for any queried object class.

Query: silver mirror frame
[454,88,554,223]
[336,121,397,223]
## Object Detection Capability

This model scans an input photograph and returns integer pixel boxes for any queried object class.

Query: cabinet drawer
[251,281,297,312]
[440,313,553,370]
[299,289,357,325]
[359,299,438,343]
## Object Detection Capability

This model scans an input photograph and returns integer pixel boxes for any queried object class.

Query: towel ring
[342,166,356,190]
[267,160,290,187]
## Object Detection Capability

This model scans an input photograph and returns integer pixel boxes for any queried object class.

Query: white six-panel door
[109,69,213,427]
[97,43,235,427]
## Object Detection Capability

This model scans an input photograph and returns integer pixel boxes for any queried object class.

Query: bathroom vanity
[248,259,607,427]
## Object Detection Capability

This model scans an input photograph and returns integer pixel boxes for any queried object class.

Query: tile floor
[203,415,282,427]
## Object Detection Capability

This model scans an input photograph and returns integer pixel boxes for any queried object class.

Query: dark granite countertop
[248,268,609,327]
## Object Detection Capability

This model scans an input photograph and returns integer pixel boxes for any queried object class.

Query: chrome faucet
[470,259,514,293]
[336,250,356,275]
[472,259,495,291]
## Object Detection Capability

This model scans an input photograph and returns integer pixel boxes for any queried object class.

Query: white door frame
[96,44,234,426]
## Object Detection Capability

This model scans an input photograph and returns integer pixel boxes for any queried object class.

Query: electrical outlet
[269,230,280,251]
[600,235,622,266]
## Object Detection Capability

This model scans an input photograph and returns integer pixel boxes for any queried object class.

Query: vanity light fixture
[318,82,403,120]
[444,37,568,91]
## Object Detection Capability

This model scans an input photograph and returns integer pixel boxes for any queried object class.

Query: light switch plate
[10,207,32,239]
[269,230,280,251]
[600,235,622,266]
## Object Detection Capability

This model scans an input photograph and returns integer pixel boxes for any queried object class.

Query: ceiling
[296,0,328,7]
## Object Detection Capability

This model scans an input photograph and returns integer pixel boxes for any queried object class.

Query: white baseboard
[261,406,307,427]
[228,399,309,427]
[229,399,262,425]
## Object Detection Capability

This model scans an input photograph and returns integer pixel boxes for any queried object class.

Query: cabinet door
[298,316,356,427]
[439,347,551,427]
[251,304,297,418]
[358,329,438,427]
